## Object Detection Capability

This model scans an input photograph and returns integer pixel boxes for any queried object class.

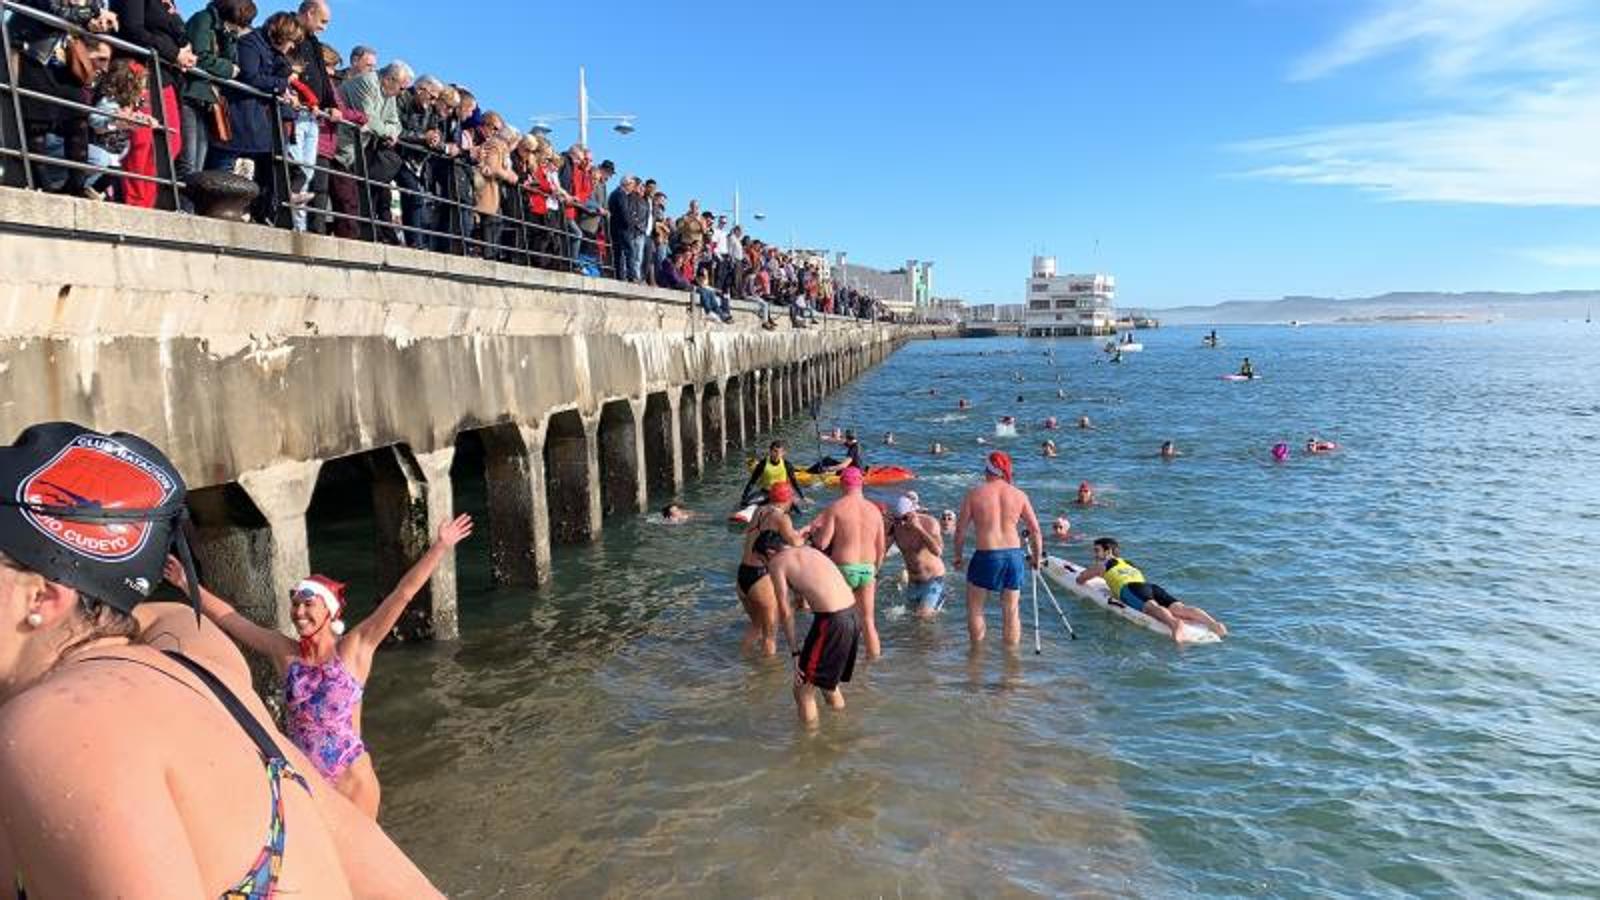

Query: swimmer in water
[1042,416,1058,430]
[1159,440,1180,460]
[930,442,947,455]
[941,509,957,535]
[1051,515,1074,542]
[1015,394,1025,403]
[1077,416,1094,430]
[661,502,694,522]
[1075,481,1096,506]
[1041,440,1057,458]
[958,398,971,410]
[883,431,896,446]
[1306,437,1338,454]
[1057,388,1066,399]
[1271,442,1290,462]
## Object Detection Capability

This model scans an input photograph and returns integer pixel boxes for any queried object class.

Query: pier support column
[725,377,746,448]
[480,423,551,587]
[743,375,759,441]
[643,391,679,497]
[190,460,322,636]
[679,385,702,478]
[764,369,779,427]
[599,399,646,516]
[702,382,725,462]
[370,445,459,641]
[545,409,599,544]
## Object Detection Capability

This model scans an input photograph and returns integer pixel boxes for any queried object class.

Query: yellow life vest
[1100,558,1146,598]
[757,458,789,489]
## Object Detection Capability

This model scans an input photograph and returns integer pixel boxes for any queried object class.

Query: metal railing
[1,0,608,276]
[0,3,898,327]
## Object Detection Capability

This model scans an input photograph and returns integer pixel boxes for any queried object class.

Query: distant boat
[1289,320,1302,328]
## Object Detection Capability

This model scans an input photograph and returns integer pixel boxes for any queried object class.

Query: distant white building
[832,255,934,319]
[1024,256,1116,336]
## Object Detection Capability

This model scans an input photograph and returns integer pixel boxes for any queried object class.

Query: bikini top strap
[161,651,290,765]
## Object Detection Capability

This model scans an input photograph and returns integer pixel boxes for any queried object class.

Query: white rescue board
[1040,555,1222,643]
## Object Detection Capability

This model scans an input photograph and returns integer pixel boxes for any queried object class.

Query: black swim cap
[0,422,198,614]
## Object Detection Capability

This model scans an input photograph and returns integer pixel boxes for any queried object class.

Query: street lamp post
[529,66,636,147]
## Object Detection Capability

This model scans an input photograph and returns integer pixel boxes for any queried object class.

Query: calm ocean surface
[320,322,1600,897]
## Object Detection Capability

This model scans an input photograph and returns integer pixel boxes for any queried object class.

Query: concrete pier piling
[0,187,952,639]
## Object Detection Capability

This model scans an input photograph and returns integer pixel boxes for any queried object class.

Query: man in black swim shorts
[754,530,860,726]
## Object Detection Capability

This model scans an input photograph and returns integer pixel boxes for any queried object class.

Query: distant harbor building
[833,255,934,319]
[967,303,1026,324]
[1025,256,1116,336]
[930,297,966,322]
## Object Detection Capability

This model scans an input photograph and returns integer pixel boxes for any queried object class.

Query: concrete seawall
[0,187,947,640]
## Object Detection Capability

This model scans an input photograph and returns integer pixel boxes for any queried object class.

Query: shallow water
[323,322,1599,897]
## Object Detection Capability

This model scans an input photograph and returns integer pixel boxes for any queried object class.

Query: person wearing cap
[752,530,860,726]
[167,512,474,819]
[1041,439,1058,458]
[735,481,804,656]
[1075,481,1097,506]
[804,466,887,657]
[889,494,946,618]
[739,440,807,508]
[953,451,1043,648]
[0,422,440,896]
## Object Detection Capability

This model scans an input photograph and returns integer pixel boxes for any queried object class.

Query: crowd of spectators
[1,0,897,324]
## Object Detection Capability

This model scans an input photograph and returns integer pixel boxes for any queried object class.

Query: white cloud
[1290,0,1579,84]
[1518,245,1600,267]
[1243,0,1600,206]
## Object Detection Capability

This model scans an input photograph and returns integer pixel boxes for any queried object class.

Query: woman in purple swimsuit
[169,513,473,819]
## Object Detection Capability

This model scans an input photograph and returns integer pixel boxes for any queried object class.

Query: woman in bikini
[168,514,473,819]
[0,422,438,897]
[734,481,804,656]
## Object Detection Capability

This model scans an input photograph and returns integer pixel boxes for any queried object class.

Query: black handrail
[1,0,905,320]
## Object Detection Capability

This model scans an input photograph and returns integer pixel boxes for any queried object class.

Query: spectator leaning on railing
[209,10,300,223]
[341,57,410,243]
[8,3,115,195]
[1,1,888,309]
[112,0,197,205]
[313,42,364,237]
[180,0,252,178]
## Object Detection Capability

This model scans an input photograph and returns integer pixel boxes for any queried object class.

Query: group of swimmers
[0,422,444,895]
[731,438,1229,725]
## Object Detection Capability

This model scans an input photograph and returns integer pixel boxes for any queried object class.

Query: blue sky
[327,0,1599,308]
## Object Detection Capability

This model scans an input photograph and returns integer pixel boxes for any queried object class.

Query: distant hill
[1154,291,1600,325]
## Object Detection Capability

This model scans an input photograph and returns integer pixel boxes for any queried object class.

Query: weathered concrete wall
[0,187,948,640]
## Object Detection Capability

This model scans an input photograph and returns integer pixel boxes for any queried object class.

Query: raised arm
[909,514,944,555]
[348,514,472,652]
[163,556,297,669]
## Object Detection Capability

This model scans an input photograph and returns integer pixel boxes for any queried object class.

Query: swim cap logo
[16,436,176,562]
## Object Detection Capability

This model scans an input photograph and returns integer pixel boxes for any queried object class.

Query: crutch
[1035,565,1077,640]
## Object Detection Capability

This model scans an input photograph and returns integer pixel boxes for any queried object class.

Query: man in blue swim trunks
[953,451,1043,647]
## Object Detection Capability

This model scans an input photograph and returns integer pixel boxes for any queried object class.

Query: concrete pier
[0,187,948,641]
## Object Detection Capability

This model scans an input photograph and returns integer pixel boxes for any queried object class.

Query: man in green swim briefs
[805,466,887,657]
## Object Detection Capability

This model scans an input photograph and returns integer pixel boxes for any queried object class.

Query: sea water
[326,322,1599,897]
